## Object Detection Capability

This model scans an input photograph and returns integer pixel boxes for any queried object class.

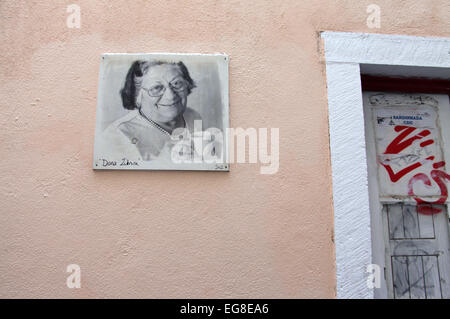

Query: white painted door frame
[321,31,450,299]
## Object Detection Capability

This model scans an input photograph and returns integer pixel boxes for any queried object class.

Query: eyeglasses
[141,79,189,97]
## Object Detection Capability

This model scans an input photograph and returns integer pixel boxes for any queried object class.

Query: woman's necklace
[139,109,186,137]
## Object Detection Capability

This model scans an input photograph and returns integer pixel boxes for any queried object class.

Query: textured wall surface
[0,0,449,298]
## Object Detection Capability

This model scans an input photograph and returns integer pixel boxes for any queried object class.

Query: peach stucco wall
[1,0,449,298]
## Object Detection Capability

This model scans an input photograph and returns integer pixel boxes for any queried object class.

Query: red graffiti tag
[384,126,431,155]
[408,169,450,215]
[381,126,435,183]
[381,156,434,183]
[380,125,448,215]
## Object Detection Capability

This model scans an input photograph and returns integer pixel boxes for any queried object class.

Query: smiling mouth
[157,101,180,108]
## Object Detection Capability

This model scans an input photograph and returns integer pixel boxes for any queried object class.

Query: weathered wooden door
[363,92,450,299]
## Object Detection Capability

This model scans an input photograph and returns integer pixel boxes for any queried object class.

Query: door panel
[384,203,449,299]
[364,92,450,299]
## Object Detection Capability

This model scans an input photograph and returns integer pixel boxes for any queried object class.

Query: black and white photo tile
[93,53,229,171]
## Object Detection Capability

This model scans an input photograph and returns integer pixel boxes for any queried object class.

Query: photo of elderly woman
[93,54,229,171]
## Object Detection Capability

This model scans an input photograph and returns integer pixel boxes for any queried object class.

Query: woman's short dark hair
[120,60,196,110]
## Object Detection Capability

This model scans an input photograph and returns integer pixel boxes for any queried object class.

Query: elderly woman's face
[139,64,189,123]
